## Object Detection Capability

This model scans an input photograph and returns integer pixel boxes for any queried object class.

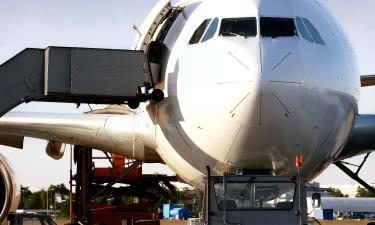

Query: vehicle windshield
[214,181,295,210]
[219,17,257,38]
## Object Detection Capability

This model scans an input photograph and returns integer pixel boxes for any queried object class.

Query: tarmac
[52,218,374,225]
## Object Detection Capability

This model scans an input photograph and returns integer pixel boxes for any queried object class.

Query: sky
[0,0,375,191]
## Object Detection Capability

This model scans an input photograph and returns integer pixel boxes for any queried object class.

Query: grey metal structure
[0,47,155,117]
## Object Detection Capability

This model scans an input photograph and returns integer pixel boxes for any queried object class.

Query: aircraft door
[147,3,200,88]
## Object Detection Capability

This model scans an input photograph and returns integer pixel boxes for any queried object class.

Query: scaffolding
[70,146,177,225]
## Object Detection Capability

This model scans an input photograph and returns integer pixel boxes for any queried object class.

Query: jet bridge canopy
[0,47,160,117]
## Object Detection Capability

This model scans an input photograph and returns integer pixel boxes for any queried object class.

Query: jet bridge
[0,47,163,117]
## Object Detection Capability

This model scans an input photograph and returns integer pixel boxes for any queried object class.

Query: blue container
[163,204,171,219]
[163,204,192,219]
[170,208,191,219]
[179,208,191,219]
[314,209,323,219]
[170,208,181,219]
[163,204,183,219]
[323,209,334,220]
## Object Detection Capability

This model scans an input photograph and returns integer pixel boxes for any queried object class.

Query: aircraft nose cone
[215,38,263,127]
[223,38,308,171]
[260,37,304,84]
[257,37,306,126]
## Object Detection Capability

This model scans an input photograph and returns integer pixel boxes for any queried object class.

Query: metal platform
[0,47,158,117]
[70,147,177,225]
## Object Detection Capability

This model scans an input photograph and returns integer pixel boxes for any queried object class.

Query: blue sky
[0,0,374,190]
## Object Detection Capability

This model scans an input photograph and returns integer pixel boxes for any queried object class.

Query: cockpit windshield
[191,16,298,41]
[219,17,257,38]
[260,17,296,38]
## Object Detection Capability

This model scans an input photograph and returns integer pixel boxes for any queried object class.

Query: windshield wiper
[220,31,244,37]
[240,177,255,196]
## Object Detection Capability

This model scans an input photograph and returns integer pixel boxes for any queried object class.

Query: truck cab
[204,173,308,225]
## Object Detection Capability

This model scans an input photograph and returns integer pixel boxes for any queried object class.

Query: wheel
[128,100,140,109]
[151,89,164,102]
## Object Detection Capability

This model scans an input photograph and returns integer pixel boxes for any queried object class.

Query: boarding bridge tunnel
[0,46,164,117]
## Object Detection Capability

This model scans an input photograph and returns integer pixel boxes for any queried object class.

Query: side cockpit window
[260,17,296,37]
[296,17,325,45]
[219,17,257,37]
[295,17,313,43]
[189,19,211,45]
[301,18,325,45]
[189,18,219,45]
[201,18,219,42]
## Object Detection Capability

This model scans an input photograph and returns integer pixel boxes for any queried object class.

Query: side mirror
[312,192,321,208]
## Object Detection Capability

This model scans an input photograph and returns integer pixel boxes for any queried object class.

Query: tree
[329,188,348,197]
[19,184,71,218]
[20,186,32,208]
[48,183,69,196]
[356,186,375,197]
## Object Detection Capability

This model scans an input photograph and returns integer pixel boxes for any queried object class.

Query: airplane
[0,0,375,224]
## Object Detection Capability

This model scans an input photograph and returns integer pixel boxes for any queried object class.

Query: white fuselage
[135,0,360,185]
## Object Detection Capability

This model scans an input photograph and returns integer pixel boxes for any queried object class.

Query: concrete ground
[53,218,375,225]
[314,220,374,225]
